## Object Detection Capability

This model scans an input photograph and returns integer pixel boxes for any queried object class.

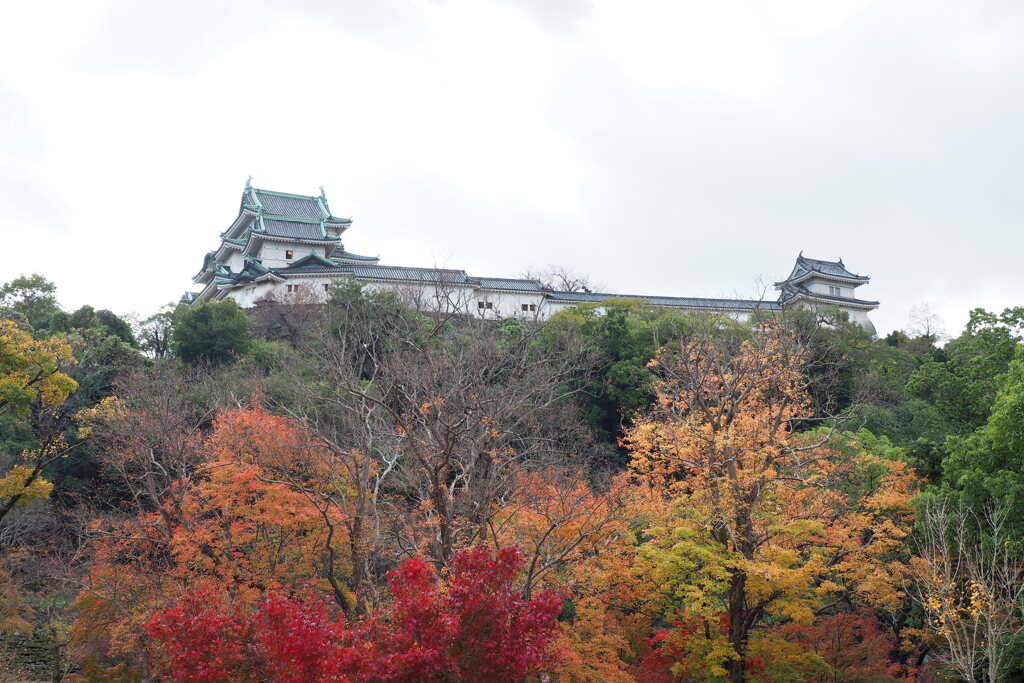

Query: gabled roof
[279,253,354,274]
[240,185,351,224]
[776,254,869,286]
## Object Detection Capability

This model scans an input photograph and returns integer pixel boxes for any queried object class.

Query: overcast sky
[2,0,1022,335]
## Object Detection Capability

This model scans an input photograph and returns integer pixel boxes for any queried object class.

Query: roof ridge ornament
[246,176,253,189]
[319,186,326,200]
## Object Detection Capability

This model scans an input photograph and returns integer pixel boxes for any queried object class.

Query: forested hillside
[3,273,1024,682]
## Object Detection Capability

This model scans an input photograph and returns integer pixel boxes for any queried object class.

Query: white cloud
[0,0,1022,335]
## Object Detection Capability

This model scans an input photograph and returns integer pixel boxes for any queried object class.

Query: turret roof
[240,186,351,224]
[776,254,869,286]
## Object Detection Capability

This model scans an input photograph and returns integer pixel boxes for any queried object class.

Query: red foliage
[771,610,917,682]
[144,588,350,683]
[634,613,729,683]
[144,588,260,683]
[145,545,563,683]
[632,610,914,683]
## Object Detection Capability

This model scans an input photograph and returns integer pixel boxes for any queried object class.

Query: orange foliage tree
[72,397,351,671]
[622,327,918,682]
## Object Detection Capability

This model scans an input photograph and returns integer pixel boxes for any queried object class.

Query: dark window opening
[285,250,294,259]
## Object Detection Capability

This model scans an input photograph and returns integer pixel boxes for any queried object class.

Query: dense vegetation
[2,273,1024,682]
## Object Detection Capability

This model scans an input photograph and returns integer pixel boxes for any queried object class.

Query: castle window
[529,304,536,311]
[286,250,294,259]
[521,304,529,311]
[487,302,493,309]
[324,284,330,292]
[478,301,486,309]
[829,286,842,297]
[286,284,294,293]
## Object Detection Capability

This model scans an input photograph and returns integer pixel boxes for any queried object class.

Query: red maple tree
[145,545,562,682]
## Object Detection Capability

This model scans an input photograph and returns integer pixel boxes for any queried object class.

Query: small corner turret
[774,254,878,333]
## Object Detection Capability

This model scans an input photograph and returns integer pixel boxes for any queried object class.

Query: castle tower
[774,253,878,333]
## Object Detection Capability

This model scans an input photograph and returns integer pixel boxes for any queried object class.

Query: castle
[186,183,879,333]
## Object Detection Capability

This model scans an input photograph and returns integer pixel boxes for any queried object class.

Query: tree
[71,392,350,668]
[276,282,597,577]
[50,305,138,347]
[0,274,60,330]
[172,299,251,365]
[907,303,947,345]
[623,326,918,682]
[940,345,1024,531]
[0,319,79,524]
[137,304,177,358]
[750,611,914,682]
[907,307,1024,439]
[910,501,1024,683]
[145,545,563,683]
[493,467,625,599]
[521,265,602,293]
[532,299,711,449]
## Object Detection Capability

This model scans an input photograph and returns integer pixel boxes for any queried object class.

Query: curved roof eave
[775,271,869,287]
[784,292,879,310]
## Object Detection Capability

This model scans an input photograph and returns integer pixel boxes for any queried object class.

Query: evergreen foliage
[172,299,252,365]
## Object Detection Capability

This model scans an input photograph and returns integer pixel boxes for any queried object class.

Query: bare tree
[909,500,1024,683]
[908,303,947,344]
[274,282,600,592]
[522,265,604,293]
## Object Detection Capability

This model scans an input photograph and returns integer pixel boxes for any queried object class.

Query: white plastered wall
[258,242,330,269]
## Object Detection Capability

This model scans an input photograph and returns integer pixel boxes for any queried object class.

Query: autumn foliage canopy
[144,545,562,683]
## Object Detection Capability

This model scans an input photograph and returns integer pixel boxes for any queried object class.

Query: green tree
[533,299,711,449]
[0,274,61,330]
[172,300,251,365]
[51,305,138,347]
[907,307,1024,435]
[941,346,1024,528]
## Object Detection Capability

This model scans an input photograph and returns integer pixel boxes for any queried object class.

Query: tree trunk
[349,512,367,614]
[727,570,748,683]
[431,473,454,567]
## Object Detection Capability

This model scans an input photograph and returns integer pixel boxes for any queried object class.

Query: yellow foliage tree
[623,327,918,682]
[0,318,78,521]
